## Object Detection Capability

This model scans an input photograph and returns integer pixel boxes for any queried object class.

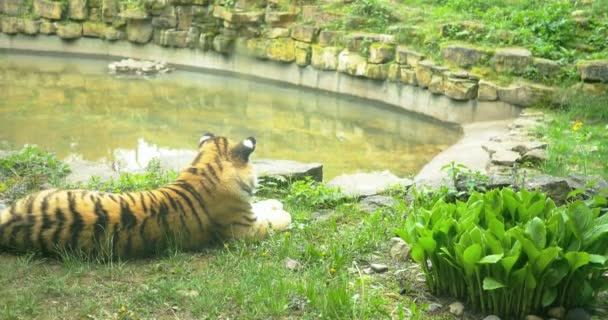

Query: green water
[0,53,462,178]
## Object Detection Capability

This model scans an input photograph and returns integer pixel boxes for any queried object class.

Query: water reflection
[0,53,462,178]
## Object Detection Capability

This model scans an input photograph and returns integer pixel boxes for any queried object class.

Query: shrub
[286,177,345,209]
[396,188,608,319]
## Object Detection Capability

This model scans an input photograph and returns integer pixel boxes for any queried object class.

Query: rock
[102,0,118,22]
[318,30,345,47]
[175,6,192,30]
[126,19,153,44]
[104,26,123,40]
[33,0,62,20]
[565,308,591,320]
[83,21,107,38]
[158,29,189,48]
[368,43,395,64]
[448,301,464,317]
[577,60,608,83]
[441,44,492,68]
[497,83,556,107]
[534,58,561,78]
[268,27,289,38]
[338,49,367,77]
[198,33,213,51]
[231,11,264,25]
[212,35,234,54]
[284,257,300,271]
[426,303,442,312]
[359,195,398,214]
[483,316,501,320]
[55,22,82,39]
[490,149,520,166]
[525,316,543,320]
[311,45,340,71]
[265,11,296,27]
[364,63,389,80]
[151,6,177,29]
[439,21,485,36]
[395,46,424,66]
[68,0,88,20]
[518,149,548,165]
[387,63,400,81]
[494,47,533,75]
[525,175,571,203]
[389,237,411,260]
[266,38,296,63]
[428,75,444,94]
[39,19,56,34]
[254,159,323,182]
[108,59,172,75]
[326,171,412,197]
[400,67,417,86]
[478,80,499,101]
[295,41,311,67]
[1,0,25,16]
[565,174,608,199]
[119,7,148,20]
[291,25,317,43]
[22,19,40,35]
[370,263,388,273]
[548,306,566,319]
[442,77,479,101]
[415,60,435,88]
[2,17,24,35]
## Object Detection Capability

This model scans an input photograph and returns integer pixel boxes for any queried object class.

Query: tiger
[0,133,291,258]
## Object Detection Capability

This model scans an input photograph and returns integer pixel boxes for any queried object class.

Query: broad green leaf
[463,244,482,274]
[525,269,537,289]
[489,218,505,240]
[567,189,585,200]
[419,236,437,254]
[511,264,529,286]
[526,217,547,249]
[565,251,591,272]
[501,256,519,275]
[589,254,608,265]
[542,287,557,307]
[478,253,504,264]
[528,199,545,218]
[483,277,506,290]
[567,201,593,239]
[411,246,425,263]
[545,261,568,287]
[533,247,561,274]
[582,224,608,247]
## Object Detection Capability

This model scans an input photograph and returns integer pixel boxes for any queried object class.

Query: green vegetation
[534,91,608,179]
[0,145,70,204]
[397,188,608,319]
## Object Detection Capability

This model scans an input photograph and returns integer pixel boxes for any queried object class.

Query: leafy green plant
[396,188,608,319]
[0,145,71,203]
[286,177,346,209]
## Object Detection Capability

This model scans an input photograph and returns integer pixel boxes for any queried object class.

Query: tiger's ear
[232,136,256,162]
[199,132,215,147]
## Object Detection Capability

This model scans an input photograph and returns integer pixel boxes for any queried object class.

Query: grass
[0,152,451,319]
[534,91,608,179]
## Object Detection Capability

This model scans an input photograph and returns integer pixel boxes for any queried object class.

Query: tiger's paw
[251,199,291,232]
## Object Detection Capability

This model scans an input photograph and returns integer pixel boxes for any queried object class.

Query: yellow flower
[573,121,584,132]
[284,231,290,238]
[119,306,127,314]
[321,251,326,257]
[330,267,336,275]
[261,250,268,257]
[223,243,229,249]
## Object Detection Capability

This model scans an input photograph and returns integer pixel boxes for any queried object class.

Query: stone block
[22,19,40,35]
[368,43,394,64]
[82,21,106,38]
[494,47,533,75]
[577,60,608,83]
[364,63,389,80]
[443,77,478,100]
[497,83,557,107]
[1,0,25,16]
[68,0,88,20]
[477,80,498,101]
[400,67,417,86]
[395,46,424,67]
[295,41,311,66]
[441,44,492,68]
[318,30,344,47]
[337,49,367,77]
[213,34,234,54]
[158,29,188,47]
[126,19,153,43]
[102,0,118,22]
[266,38,295,63]
[311,45,340,71]
[290,25,317,43]
[267,27,289,38]
[0,16,22,34]
[264,11,296,27]
[33,0,62,20]
[55,22,82,39]
[533,58,561,78]
[39,19,56,34]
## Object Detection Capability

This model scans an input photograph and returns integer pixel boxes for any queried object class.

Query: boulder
[264,11,296,27]
[82,21,107,38]
[126,19,153,44]
[477,80,498,101]
[326,171,412,197]
[395,46,424,66]
[104,26,123,40]
[267,27,289,39]
[158,29,189,47]
[22,19,40,35]
[400,67,417,86]
[565,174,608,199]
[68,0,88,20]
[389,237,411,260]
[518,148,548,165]
[1,0,25,16]
[387,63,400,81]
[33,0,62,20]
[198,33,213,51]
[213,35,234,54]
[318,30,345,47]
[245,37,268,59]
[311,45,340,71]
[39,19,56,34]
[151,6,177,29]
[494,47,533,75]
[577,60,608,83]
[368,43,395,64]
[0,16,22,34]
[119,7,148,20]
[290,25,317,43]
[266,38,296,63]
[428,75,444,94]
[294,41,311,66]
[231,11,264,25]
[338,49,367,77]
[533,58,561,78]
[102,0,118,22]
[415,60,434,88]
[345,32,394,52]
[497,83,556,107]
[442,77,478,100]
[364,63,389,80]
[441,44,492,68]
[253,159,323,182]
[176,5,192,30]
[490,148,520,166]
[359,195,399,214]
[525,175,571,203]
[55,22,82,39]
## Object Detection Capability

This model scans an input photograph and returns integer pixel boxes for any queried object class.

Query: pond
[0,53,463,179]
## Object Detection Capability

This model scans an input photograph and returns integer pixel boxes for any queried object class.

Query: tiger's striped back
[0,133,260,258]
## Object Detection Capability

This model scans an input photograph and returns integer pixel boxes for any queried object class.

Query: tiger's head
[185,133,258,200]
